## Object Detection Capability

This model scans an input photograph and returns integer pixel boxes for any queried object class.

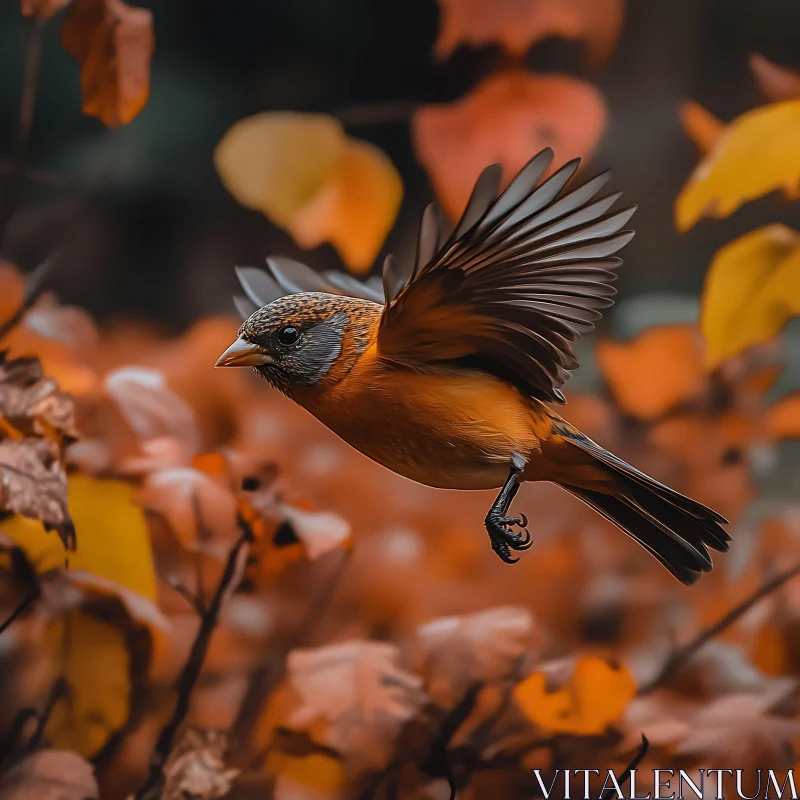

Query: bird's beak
[215,337,274,368]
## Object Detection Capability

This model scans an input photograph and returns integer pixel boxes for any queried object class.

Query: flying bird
[216,148,730,584]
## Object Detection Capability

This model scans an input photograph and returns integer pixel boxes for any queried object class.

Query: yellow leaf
[513,656,636,735]
[0,475,161,630]
[214,112,402,273]
[267,752,345,800]
[676,100,800,231]
[46,610,131,757]
[287,139,403,273]
[701,225,800,367]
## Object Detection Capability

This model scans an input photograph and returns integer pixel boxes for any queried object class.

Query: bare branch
[133,516,254,800]
[641,563,800,693]
[0,587,39,637]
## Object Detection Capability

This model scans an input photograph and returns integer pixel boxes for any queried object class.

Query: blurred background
[3,1,800,798]
[1,0,799,327]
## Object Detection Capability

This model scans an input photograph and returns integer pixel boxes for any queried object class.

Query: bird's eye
[277,326,299,346]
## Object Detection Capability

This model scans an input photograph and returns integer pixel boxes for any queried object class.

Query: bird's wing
[376,148,636,403]
[233,258,385,319]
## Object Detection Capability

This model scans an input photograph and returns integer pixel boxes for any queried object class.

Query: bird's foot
[485,511,532,564]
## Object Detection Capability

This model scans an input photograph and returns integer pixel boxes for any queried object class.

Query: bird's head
[215,292,379,393]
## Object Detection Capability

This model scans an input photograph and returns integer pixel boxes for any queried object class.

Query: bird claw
[485,512,533,564]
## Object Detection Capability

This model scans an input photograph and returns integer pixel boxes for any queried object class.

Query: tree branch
[641,563,800,693]
[0,17,47,253]
[602,736,649,800]
[133,517,254,800]
[0,587,40,637]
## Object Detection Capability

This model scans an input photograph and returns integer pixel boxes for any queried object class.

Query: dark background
[2,0,800,332]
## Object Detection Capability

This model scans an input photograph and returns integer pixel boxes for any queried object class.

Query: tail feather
[550,425,730,585]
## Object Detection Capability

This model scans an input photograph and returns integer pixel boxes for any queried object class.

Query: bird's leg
[485,455,532,564]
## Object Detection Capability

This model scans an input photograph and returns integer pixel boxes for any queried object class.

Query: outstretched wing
[376,148,636,403]
[233,257,384,319]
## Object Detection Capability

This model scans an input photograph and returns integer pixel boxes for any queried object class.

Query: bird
[216,147,730,585]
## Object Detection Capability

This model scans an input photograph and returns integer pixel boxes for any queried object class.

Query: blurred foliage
[1,1,800,799]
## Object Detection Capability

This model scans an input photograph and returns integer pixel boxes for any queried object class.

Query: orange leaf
[514,655,636,735]
[214,112,402,273]
[433,0,624,65]
[765,392,800,441]
[680,100,725,155]
[412,70,606,219]
[595,325,707,420]
[60,0,154,127]
[749,54,800,103]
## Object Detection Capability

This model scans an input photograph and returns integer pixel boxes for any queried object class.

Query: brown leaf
[433,0,624,65]
[283,641,428,773]
[163,726,240,800]
[749,53,800,103]
[0,354,79,442]
[20,0,72,19]
[415,606,538,707]
[413,70,606,219]
[60,0,154,127]
[105,366,200,453]
[0,750,98,800]
[0,438,74,549]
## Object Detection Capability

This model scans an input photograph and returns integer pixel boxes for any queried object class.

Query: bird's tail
[543,423,730,585]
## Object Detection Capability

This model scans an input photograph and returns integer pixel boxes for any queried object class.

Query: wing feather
[377,149,635,402]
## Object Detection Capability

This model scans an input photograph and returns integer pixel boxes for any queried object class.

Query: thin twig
[0,587,39,637]
[602,736,649,800]
[232,549,350,758]
[0,17,47,252]
[133,518,254,800]
[0,707,38,769]
[168,579,207,617]
[641,563,800,693]
[26,676,68,753]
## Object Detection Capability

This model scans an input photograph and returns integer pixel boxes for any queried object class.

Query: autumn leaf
[433,0,624,66]
[595,325,707,420]
[162,727,240,800]
[765,392,800,441]
[268,752,346,800]
[676,100,800,231]
[0,474,162,631]
[0,438,74,550]
[45,610,131,757]
[281,641,428,773]
[514,655,636,735]
[214,112,402,273]
[0,749,98,800]
[701,225,800,368]
[60,0,154,127]
[680,100,724,155]
[20,0,72,19]
[0,353,79,442]
[749,54,800,103]
[415,606,537,707]
[413,70,606,219]
[105,366,201,453]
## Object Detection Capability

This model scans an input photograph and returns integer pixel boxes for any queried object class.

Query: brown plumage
[217,148,730,585]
